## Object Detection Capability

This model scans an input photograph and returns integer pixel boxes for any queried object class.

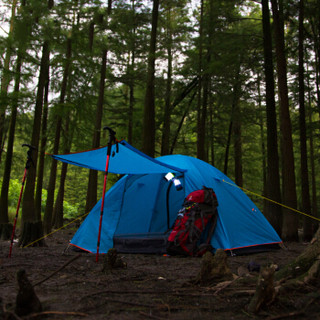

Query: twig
[98,297,156,308]
[139,311,167,319]
[24,311,88,319]
[33,254,81,287]
[93,297,212,311]
[266,311,305,320]
[213,277,239,296]
[3,311,23,320]
[81,288,216,300]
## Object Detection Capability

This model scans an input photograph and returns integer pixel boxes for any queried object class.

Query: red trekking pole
[8,144,36,258]
[96,126,117,262]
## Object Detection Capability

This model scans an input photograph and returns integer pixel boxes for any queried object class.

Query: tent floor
[113,232,169,254]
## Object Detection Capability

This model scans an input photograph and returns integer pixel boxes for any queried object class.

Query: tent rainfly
[52,140,282,255]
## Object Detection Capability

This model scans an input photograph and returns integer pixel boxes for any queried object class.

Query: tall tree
[52,112,73,229]
[196,0,205,160]
[0,0,18,163]
[142,0,159,157]
[35,68,49,222]
[85,3,110,214]
[298,0,312,241]
[0,54,22,239]
[270,0,298,241]
[160,5,173,156]
[85,49,108,214]
[232,65,243,187]
[261,0,282,236]
[43,36,72,234]
[18,0,52,246]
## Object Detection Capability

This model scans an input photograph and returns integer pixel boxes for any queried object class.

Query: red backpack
[166,186,218,256]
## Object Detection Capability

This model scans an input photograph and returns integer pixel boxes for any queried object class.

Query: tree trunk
[170,90,197,154]
[161,7,172,156]
[128,49,135,145]
[0,0,18,163]
[35,46,50,222]
[52,115,72,229]
[196,0,205,161]
[85,49,107,214]
[307,64,318,232]
[271,0,298,241]
[261,0,282,236]
[43,37,71,234]
[142,0,159,157]
[257,75,267,215]
[224,117,233,176]
[232,79,242,187]
[127,0,136,145]
[0,55,21,240]
[19,37,50,248]
[298,0,312,241]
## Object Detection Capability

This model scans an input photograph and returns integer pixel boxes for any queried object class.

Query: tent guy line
[223,180,320,223]
[22,212,89,249]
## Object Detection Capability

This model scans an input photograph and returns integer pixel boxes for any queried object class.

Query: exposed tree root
[248,228,320,314]
[194,249,235,285]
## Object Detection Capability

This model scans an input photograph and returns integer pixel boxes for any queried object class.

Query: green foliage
[1,178,78,221]
[0,0,319,230]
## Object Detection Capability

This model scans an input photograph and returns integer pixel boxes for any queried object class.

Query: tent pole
[96,127,116,262]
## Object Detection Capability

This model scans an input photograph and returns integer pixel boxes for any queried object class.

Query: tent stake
[96,127,116,262]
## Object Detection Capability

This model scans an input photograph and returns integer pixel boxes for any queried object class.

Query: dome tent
[52,141,282,254]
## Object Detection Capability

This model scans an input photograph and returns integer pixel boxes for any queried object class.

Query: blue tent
[52,141,282,254]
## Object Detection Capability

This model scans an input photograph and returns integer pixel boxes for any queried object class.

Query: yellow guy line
[222,179,320,223]
[23,212,89,248]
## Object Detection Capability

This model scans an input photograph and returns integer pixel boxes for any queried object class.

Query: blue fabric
[51,140,185,174]
[59,144,282,254]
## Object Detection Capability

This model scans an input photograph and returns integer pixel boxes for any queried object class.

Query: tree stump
[195,249,234,285]
[102,248,127,273]
[247,266,276,314]
[15,269,42,316]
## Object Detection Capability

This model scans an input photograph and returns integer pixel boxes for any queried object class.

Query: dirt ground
[1,226,319,320]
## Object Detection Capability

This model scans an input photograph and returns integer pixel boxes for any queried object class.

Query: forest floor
[1,226,319,320]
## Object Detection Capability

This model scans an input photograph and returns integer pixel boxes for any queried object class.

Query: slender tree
[270,0,298,241]
[0,0,18,163]
[52,113,73,229]
[43,36,72,234]
[196,0,205,160]
[298,0,312,241]
[261,0,282,235]
[19,0,53,246]
[85,2,111,214]
[35,66,49,222]
[160,6,173,156]
[85,49,108,214]
[0,54,21,239]
[142,0,159,157]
